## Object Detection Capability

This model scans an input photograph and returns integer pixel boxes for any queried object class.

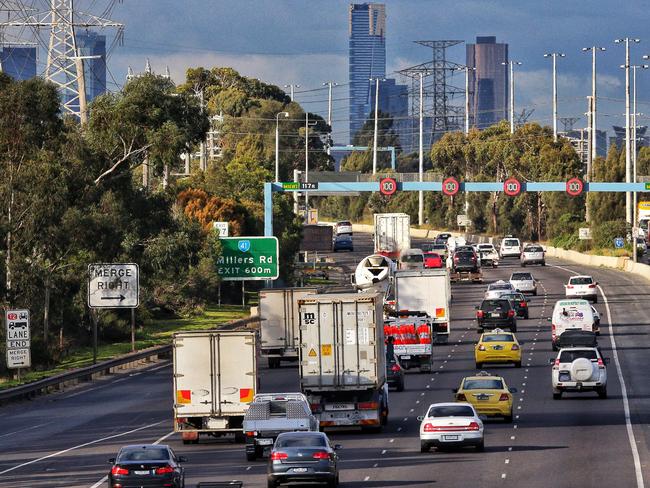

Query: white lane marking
[510,436,516,440]
[416,400,420,404]
[397,427,402,432]
[246,466,252,471]
[364,476,370,481]
[373,463,378,468]
[513,425,518,429]
[508,447,513,451]
[381,449,387,454]
[389,439,394,443]
[502,473,507,479]
[0,423,50,439]
[505,459,510,464]
[420,392,425,396]
[0,420,165,476]
[154,431,174,444]
[552,263,645,488]
[410,409,414,413]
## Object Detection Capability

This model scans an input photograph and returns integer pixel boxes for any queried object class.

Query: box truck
[259,287,318,368]
[298,293,388,431]
[374,213,411,259]
[173,330,258,444]
[394,268,452,344]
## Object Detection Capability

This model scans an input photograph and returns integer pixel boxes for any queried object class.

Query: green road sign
[645,183,650,191]
[216,237,279,281]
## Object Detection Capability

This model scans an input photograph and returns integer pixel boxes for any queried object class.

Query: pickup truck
[242,392,319,461]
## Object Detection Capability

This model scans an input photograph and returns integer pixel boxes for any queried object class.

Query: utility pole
[370,77,384,174]
[304,113,317,218]
[456,65,475,216]
[586,96,593,223]
[503,61,522,134]
[583,47,606,167]
[418,72,425,226]
[323,81,337,155]
[275,111,289,182]
[544,52,565,142]
[615,38,640,226]
[199,89,206,171]
[631,64,648,260]
[284,84,300,102]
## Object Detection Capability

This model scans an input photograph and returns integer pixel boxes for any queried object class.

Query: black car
[108,444,186,488]
[386,356,405,391]
[333,234,353,252]
[453,250,479,272]
[437,233,452,241]
[501,292,530,319]
[476,299,517,333]
[268,432,340,488]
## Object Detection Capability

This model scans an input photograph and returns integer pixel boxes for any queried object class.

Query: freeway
[0,233,648,488]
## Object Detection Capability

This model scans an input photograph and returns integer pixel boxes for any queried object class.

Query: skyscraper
[0,47,37,80]
[76,30,106,103]
[349,3,386,141]
[466,36,508,129]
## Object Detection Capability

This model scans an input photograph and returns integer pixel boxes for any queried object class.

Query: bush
[592,220,628,249]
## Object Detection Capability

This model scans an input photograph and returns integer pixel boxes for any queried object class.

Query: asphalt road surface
[0,233,648,488]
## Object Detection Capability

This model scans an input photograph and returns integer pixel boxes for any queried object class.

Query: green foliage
[591,220,628,249]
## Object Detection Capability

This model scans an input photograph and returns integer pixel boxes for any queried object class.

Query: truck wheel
[234,432,246,443]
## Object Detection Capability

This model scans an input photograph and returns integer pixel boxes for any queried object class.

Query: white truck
[374,213,411,259]
[394,268,452,344]
[259,287,318,368]
[298,293,389,431]
[173,330,259,444]
[638,201,650,237]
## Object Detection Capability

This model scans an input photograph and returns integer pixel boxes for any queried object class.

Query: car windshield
[483,334,514,342]
[559,350,598,362]
[119,448,169,461]
[511,273,532,281]
[336,235,351,241]
[463,379,504,390]
[276,434,327,448]
[481,300,510,311]
[526,246,543,252]
[504,239,519,246]
[456,252,474,260]
[570,277,593,285]
[427,405,475,417]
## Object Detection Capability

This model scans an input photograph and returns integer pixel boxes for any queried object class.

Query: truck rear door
[174,333,214,417]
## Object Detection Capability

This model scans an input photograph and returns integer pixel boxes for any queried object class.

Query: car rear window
[559,350,598,362]
[424,252,440,258]
[337,221,351,226]
[526,246,543,252]
[483,334,514,342]
[276,434,327,448]
[427,405,475,417]
[504,239,519,246]
[478,245,494,250]
[401,254,423,263]
[481,300,510,311]
[502,293,524,301]
[463,379,504,390]
[510,273,532,280]
[570,277,593,285]
[489,284,511,290]
[119,448,169,461]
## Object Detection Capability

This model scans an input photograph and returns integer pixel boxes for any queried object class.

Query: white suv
[550,345,608,399]
[520,244,545,266]
[499,237,521,258]
[565,275,598,303]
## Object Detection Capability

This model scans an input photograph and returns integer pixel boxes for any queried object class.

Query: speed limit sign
[442,177,460,196]
[379,177,397,196]
[566,177,584,197]
[503,178,522,196]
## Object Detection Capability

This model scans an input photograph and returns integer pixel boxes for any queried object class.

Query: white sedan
[484,280,515,299]
[418,402,484,452]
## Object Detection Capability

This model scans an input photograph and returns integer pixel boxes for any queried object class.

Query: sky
[30,1,650,144]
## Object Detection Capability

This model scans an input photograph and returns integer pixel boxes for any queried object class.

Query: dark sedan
[476,298,517,333]
[268,432,340,487]
[453,250,479,272]
[501,292,530,319]
[108,444,186,488]
[387,356,405,391]
[333,234,353,252]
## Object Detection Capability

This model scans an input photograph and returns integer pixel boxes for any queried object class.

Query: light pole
[455,65,475,217]
[582,47,606,173]
[502,61,522,134]
[275,111,289,182]
[284,84,300,102]
[417,71,431,226]
[370,77,385,174]
[304,113,317,217]
[632,63,649,258]
[323,81,337,155]
[544,52,565,142]
[615,37,640,226]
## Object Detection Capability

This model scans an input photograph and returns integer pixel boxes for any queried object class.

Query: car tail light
[507,310,515,318]
[567,285,574,289]
[476,310,484,319]
[551,324,556,339]
[155,466,174,475]
[588,284,597,288]
[478,344,486,351]
[553,358,560,369]
[511,344,519,351]
[520,301,527,307]
[245,431,257,437]
[597,358,605,369]
[454,256,459,262]
[438,322,448,330]
[391,364,401,372]
[312,451,331,460]
[271,451,288,461]
[358,401,379,410]
[423,422,436,432]
[467,421,480,431]
[310,403,322,413]
[499,393,510,401]
[471,256,476,262]
[176,417,187,425]
[456,393,466,401]
[111,466,129,475]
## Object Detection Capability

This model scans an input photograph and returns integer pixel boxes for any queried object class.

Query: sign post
[5,309,31,374]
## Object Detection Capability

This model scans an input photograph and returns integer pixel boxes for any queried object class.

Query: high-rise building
[349,3,386,141]
[76,30,106,103]
[0,46,37,80]
[466,36,508,129]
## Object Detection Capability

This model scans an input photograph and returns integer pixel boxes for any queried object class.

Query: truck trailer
[374,213,411,259]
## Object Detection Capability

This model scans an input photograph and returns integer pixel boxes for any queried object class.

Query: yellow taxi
[453,371,516,422]
[474,328,522,368]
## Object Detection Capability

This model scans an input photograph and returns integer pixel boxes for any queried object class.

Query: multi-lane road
[0,233,649,488]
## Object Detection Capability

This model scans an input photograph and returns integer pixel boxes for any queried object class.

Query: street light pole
[323,81,337,155]
[503,61,522,134]
[370,77,385,174]
[631,64,648,260]
[275,111,289,182]
[418,72,425,226]
[284,84,301,102]
[615,38,640,226]
[544,52,566,142]
[304,113,317,218]
[583,47,606,171]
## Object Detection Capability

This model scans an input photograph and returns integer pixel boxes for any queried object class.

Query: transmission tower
[1,0,123,120]
[516,108,535,127]
[558,117,581,133]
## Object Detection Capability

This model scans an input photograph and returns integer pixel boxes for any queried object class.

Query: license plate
[443,435,459,441]
[490,312,500,318]
[401,355,411,360]
[325,403,355,411]
[257,438,274,445]
[134,470,150,475]
[492,345,503,350]
[293,468,308,473]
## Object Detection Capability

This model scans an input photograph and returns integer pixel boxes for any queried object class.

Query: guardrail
[0,315,261,405]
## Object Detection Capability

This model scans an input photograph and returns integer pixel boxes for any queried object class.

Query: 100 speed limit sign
[442,177,460,196]
[566,177,584,196]
[503,178,522,196]
[379,177,397,196]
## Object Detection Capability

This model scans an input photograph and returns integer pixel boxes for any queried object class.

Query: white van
[399,248,425,270]
[550,299,596,350]
[499,237,521,258]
